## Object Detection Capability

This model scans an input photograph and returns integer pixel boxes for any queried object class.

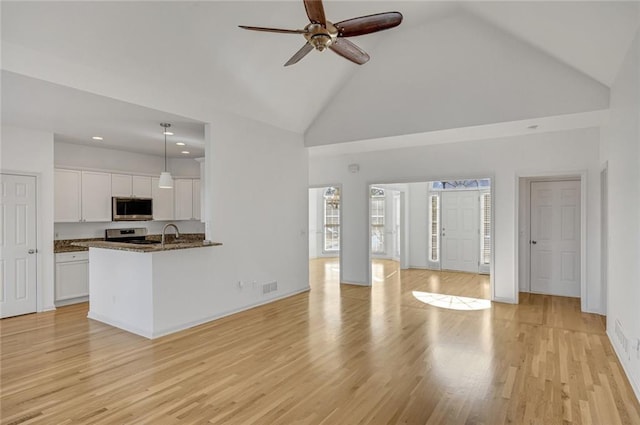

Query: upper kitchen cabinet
[174,179,201,221]
[54,169,81,222]
[81,171,112,221]
[55,169,112,222]
[112,174,152,198]
[152,177,174,221]
[132,176,152,198]
[111,174,132,197]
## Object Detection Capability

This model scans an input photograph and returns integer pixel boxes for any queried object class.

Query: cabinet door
[193,179,201,221]
[81,171,112,222]
[111,174,132,197]
[174,179,194,220]
[152,177,174,220]
[54,169,82,222]
[55,260,89,301]
[132,176,152,198]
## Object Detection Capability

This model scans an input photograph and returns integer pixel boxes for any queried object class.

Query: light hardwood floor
[1,258,638,424]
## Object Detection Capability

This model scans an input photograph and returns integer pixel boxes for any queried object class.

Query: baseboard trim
[607,329,640,403]
[341,280,369,287]
[87,311,153,339]
[89,286,311,340]
[493,296,517,304]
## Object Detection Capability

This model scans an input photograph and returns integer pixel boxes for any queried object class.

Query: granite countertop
[72,240,222,253]
[55,233,211,253]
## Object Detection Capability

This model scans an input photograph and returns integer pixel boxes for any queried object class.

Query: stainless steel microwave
[112,197,153,221]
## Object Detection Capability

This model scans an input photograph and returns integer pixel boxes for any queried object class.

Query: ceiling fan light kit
[240,0,402,66]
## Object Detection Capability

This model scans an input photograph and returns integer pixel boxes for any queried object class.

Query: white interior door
[441,191,479,273]
[1,174,37,318]
[530,180,581,297]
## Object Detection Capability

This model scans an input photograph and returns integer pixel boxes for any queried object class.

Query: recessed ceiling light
[181,151,190,154]
[527,124,539,130]
[176,142,186,146]
[92,136,103,141]
[163,131,174,136]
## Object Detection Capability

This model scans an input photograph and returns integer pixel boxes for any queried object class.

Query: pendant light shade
[159,123,173,189]
[158,171,173,188]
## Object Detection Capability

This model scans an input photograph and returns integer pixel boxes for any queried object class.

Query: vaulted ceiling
[2,1,639,152]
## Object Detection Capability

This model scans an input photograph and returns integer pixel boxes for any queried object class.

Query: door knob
[531,240,537,245]
[28,249,36,254]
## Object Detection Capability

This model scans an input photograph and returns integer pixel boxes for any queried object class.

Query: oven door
[112,197,153,221]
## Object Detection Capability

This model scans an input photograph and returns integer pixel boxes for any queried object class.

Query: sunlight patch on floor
[412,291,491,311]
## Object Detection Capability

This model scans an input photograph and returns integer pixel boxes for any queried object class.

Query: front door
[0,174,38,318]
[441,191,479,273]
[530,180,581,297]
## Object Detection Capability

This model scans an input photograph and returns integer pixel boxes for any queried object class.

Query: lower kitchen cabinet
[55,252,89,305]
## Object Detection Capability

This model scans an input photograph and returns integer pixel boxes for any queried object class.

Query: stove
[105,228,160,245]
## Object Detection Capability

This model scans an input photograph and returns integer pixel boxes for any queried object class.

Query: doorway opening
[368,179,493,305]
[309,186,342,290]
[518,174,586,308]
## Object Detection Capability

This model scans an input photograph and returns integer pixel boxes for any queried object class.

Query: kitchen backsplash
[54,220,205,240]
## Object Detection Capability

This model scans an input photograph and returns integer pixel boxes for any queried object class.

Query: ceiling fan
[239,0,402,66]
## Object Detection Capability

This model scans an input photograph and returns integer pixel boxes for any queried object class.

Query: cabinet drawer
[56,252,89,263]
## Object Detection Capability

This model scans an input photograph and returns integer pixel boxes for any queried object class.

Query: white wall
[308,188,319,259]
[305,13,609,146]
[408,182,430,268]
[601,30,640,399]
[1,125,56,311]
[54,141,200,177]
[310,127,601,309]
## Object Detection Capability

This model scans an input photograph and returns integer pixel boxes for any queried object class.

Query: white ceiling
[2,71,205,157]
[2,1,638,152]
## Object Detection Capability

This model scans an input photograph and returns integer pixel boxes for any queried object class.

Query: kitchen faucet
[161,223,181,247]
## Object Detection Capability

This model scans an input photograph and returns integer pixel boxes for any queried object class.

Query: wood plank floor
[1,258,639,424]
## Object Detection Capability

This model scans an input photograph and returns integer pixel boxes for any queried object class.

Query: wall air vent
[262,281,278,295]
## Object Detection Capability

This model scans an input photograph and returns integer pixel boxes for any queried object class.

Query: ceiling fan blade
[239,25,307,35]
[329,39,370,65]
[335,12,403,37]
[303,0,326,25]
[285,43,314,66]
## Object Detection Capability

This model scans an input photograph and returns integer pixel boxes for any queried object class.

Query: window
[370,187,385,254]
[480,192,491,264]
[323,187,340,252]
[429,194,440,262]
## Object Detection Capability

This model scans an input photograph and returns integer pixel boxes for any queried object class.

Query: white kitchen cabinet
[174,179,194,220]
[81,171,112,222]
[132,176,152,198]
[55,251,89,305]
[193,179,201,221]
[111,174,132,197]
[54,169,82,222]
[152,177,174,220]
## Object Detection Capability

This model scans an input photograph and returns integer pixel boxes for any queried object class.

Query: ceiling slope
[304,12,610,147]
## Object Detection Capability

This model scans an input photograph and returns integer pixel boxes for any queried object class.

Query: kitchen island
[74,239,222,339]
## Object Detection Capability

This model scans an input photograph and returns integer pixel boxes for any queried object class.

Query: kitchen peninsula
[75,231,222,339]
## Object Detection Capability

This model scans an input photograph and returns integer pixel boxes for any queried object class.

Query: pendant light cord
[164,130,167,171]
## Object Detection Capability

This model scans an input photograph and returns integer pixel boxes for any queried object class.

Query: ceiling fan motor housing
[304,21,338,51]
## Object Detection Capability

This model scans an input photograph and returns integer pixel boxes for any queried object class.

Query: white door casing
[0,174,37,318]
[441,191,479,273]
[530,180,581,297]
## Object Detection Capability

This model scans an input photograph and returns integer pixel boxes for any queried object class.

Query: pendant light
[158,123,173,189]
